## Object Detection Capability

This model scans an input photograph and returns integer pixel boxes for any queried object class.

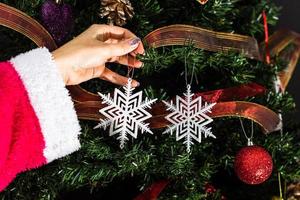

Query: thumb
[104,37,141,58]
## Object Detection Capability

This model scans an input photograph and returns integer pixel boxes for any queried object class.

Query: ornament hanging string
[126,53,135,86]
[262,6,270,64]
[184,49,196,87]
[126,50,135,76]
[127,58,135,79]
[239,118,254,146]
[126,54,135,146]
[127,67,135,79]
[117,54,135,90]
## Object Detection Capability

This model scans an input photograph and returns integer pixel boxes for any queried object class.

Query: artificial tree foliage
[0,0,299,199]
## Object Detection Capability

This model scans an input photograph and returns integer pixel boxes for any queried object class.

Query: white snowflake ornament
[94,78,157,148]
[163,85,216,152]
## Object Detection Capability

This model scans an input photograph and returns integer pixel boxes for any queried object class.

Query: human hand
[52,24,145,86]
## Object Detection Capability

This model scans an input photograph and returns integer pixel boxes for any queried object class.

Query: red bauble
[234,145,273,185]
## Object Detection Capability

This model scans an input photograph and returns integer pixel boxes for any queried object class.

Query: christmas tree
[0,0,299,199]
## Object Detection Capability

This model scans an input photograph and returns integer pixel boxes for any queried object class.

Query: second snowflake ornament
[163,85,216,152]
[95,78,157,148]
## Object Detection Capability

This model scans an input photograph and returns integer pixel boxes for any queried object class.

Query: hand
[52,24,145,86]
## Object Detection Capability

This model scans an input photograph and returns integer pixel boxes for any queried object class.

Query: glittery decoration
[234,145,273,185]
[99,0,134,26]
[94,79,157,149]
[163,84,216,153]
[40,0,74,45]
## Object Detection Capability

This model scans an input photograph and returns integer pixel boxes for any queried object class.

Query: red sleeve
[0,61,46,190]
[0,48,81,191]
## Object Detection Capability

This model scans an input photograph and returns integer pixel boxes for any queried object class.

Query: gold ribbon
[144,24,262,60]
[0,3,57,50]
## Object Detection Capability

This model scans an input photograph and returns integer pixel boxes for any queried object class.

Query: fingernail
[136,82,140,87]
[130,37,141,46]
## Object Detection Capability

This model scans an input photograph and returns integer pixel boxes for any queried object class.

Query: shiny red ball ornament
[234,145,273,185]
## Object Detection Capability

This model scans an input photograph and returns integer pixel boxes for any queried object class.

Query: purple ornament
[40,0,74,45]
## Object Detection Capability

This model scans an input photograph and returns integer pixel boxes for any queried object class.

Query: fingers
[99,24,136,40]
[133,42,145,55]
[114,55,143,68]
[68,65,105,85]
[103,37,145,56]
[94,24,136,43]
[70,65,140,87]
[102,37,142,58]
[103,37,144,55]
[78,65,140,87]
[100,67,140,87]
[93,24,145,56]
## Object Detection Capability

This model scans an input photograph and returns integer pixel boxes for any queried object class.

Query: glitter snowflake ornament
[163,85,216,152]
[94,79,157,148]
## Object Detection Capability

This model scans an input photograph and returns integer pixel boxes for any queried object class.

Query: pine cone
[100,0,134,26]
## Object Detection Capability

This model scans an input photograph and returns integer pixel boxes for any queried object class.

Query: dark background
[274,0,300,119]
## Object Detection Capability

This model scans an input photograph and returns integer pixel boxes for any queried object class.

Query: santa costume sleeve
[0,47,81,191]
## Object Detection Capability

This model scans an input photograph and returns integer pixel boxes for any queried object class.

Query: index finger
[133,41,145,55]
[100,25,145,55]
[100,25,136,39]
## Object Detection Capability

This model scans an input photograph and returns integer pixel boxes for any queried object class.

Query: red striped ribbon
[262,9,270,64]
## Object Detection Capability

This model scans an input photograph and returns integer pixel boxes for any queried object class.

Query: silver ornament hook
[126,53,135,79]
[239,118,254,146]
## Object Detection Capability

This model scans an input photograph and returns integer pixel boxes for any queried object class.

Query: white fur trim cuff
[10,47,81,163]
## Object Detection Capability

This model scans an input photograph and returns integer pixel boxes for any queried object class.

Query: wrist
[51,50,68,85]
